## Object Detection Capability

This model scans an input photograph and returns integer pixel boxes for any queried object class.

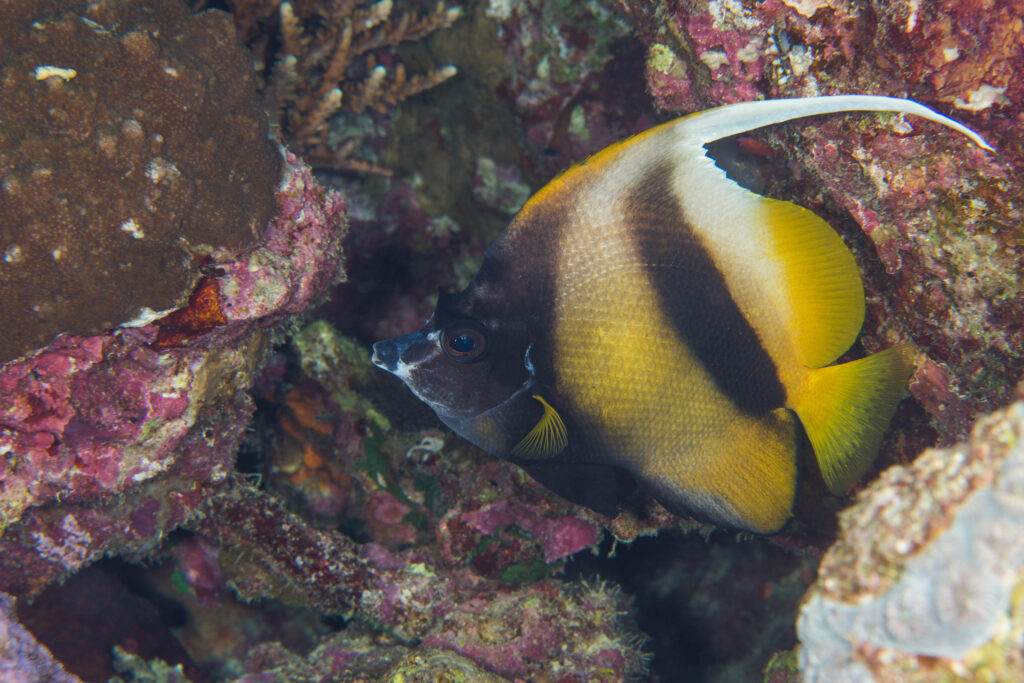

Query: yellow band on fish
[511,395,568,459]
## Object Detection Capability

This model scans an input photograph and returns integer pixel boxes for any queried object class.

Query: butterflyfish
[371,95,991,534]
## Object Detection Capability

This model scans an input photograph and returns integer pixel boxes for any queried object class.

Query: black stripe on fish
[628,161,786,415]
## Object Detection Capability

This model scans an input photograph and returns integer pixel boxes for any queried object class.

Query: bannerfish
[371,95,991,534]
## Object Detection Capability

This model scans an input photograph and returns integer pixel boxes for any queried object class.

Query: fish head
[371,289,540,454]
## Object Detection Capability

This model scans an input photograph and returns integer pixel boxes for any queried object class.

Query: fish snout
[371,339,399,372]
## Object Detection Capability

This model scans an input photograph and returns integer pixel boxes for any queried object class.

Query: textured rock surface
[187,482,647,681]
[0,0,280,363]
[0,153,346,595]
[0,592,81,683]
[799,390,1024,681]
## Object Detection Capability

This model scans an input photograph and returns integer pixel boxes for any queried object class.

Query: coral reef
[2,0,1021,680]
[799,388,1024,681]
[484,0,645,172]
[230,0,461,173]
[0,0,280,363]
[110,647,191,683]
[0,151,346,595]
[380,649,511,682]
[186,481,647,680]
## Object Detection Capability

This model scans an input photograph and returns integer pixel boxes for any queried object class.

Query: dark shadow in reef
[564,528,814,683]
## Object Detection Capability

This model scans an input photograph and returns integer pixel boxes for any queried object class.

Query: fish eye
[442,324,488,362]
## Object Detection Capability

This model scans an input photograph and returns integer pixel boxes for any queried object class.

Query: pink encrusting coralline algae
[0,592,82,683]
[0,151,347,596]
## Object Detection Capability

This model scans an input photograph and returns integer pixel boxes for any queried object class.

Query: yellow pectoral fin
[511,395,568,460]
[790,345,916,493]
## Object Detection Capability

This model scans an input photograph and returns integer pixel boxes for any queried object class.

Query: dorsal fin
[516,95,990,238]
[757,197,865,367]
[511,395,568,459]
[676,95,992,150]
[666,95,990,368]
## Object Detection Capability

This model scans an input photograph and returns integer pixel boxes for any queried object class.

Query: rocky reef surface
[800,389,1024,682]
[1,0,1022,681]
[0,0,281,363]
[0,145,346,595]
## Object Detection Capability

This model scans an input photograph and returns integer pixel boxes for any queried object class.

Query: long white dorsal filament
[677,95,993,151]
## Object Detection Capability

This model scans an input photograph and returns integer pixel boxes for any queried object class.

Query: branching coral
[230,0,460,173]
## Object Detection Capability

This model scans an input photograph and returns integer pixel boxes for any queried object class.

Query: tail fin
[789,345,916,493]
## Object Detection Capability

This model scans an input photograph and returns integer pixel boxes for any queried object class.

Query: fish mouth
[371,331,435,373]
[370,339,399,372]
[370,342,397,374]
[372,330,440,379]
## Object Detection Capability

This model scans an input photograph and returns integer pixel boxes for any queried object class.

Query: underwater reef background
[1,0,1022,681]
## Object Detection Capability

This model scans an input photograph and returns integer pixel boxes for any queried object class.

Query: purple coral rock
[444,498,600,565]
[174,535,227,605]
[423,579,647,680]
[0,592,82,683]
[0,152,346,596]
[213,153,348,323]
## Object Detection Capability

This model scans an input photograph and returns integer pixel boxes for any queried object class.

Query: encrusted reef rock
[0,152,346,595]
[187,482,646,681]
[0,592,81,683]
[799,389,1024,681]
[0,0,280,363]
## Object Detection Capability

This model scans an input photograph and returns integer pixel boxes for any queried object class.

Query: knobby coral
[800,389,1024,681]
[0,150,347,594]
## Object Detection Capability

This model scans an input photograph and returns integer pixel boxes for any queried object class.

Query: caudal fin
[789,345,916,493]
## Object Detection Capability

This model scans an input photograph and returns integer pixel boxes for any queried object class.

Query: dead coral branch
[231,0,460,174]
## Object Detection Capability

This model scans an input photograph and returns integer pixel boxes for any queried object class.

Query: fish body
[372,96,990,533]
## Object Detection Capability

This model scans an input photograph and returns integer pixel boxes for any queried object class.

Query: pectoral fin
[511,395,568,459]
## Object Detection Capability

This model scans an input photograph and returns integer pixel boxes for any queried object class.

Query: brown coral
[0,0,281,364]
[229,0,460,173]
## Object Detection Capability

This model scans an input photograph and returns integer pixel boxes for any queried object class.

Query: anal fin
[645,409,799,534]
